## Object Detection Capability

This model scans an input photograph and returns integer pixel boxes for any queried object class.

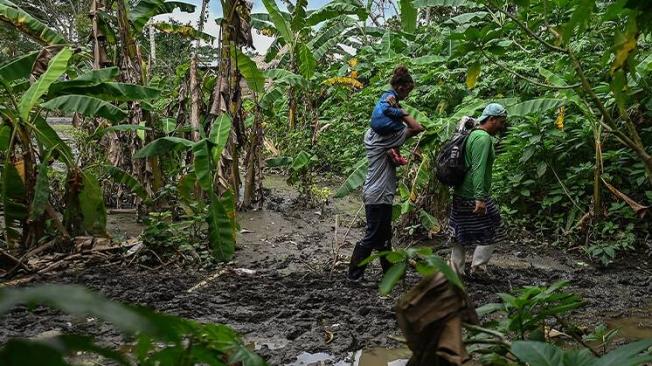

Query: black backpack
[435,120,476,187]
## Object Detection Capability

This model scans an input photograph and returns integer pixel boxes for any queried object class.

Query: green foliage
[511,339,652,366]
[129,0,195,33]
[0,51,38,85]
[362,247,463,295]
[0,284,265,366]
[134,137,195,158]
[334,158,368,198]
[29,150,51,220]
[237,50,265,94]
[399,0,417,33]
[41,95,127,121]
[18,47,73,121]
[207,194,237,261]
[79,172,107,236]
[103,165,150,202]
[477,280,583,340]
[0,0,66,45]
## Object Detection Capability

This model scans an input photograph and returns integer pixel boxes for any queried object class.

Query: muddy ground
[1,175,651,365]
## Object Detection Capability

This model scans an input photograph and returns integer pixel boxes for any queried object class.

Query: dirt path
[1,175,651,365]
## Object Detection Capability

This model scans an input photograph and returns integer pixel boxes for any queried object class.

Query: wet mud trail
[1,175,651,365]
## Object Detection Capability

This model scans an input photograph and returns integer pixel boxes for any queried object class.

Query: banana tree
[208,0,255,205]
[0,46,161,250]
[252,0,367,128]
[133,115,237,261]
[96,0,194,210]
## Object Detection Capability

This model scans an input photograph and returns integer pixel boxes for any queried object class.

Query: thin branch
[547,161,584,213]
[481,50,580,90]
[463,323,511,345]
[487,2,567,54]
[555,316,601,357]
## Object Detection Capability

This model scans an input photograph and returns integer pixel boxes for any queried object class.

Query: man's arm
[403,114,424,138]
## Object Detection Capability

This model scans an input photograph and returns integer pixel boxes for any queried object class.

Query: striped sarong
[447,196,505,246]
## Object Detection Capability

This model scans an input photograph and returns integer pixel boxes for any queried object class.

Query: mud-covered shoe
[468,265,494,282]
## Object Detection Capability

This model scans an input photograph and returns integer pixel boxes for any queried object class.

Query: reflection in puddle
[286,348,411,366]
[289,351,334,365]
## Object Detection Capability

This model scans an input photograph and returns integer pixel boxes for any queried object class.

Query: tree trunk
[148,22,156,72]
[189,55,201,142]
[110,0,149,210]
[243,104,264,208]
[90,0,109,69]
[592,128,603,218]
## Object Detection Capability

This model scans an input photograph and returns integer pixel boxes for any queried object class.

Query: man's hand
[473,200,487,215]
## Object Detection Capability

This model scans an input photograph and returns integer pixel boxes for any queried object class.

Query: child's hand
[386,94,398,107]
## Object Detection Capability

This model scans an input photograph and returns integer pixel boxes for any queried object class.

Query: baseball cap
[478,103,507,123]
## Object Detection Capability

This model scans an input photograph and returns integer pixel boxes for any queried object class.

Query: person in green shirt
[448,103,508,276]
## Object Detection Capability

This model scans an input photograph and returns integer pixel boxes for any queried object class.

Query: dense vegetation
[1,0,651,364]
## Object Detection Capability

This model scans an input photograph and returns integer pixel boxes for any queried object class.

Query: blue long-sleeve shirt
[370,90,407,135]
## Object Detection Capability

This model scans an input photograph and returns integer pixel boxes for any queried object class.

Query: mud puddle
[1,174,651,365]
[607,304,652,340]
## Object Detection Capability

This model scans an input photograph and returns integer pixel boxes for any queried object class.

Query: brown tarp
[395,273,478,366]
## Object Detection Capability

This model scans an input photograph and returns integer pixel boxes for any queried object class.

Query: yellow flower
[348,58,358,68]
[323,76,363,89]
[555,106,565,130]
[350,70,359,79]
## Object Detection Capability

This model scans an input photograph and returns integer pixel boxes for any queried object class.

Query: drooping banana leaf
[33,117,74,166]
[192,139,213,192]
[261,0,293,43]
[134,136,195,158]
[264,38,285,63]
[207,192,236,262]
[290,0,308,33]
[334,158,368,198]
[209,115,232,162]
[103,165,149,201]
[18,47,73,121]
[49,82,160,101]
[306,0,368,26]
[41,95,127,122]
[236,50,265,94]
[309,17,356,60]
[0,51,39,85]
[0,0,66,45]
[129,0,195,33]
